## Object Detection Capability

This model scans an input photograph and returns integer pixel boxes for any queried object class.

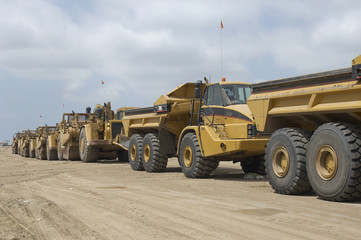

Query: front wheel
[179,132,215,178]
[57,134,64,160]
[306,123,361,201]
[46,138,58,160]
[265,128,311,195]
[79,128,98,162]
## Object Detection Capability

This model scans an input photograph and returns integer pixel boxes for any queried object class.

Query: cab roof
[208,81,250,86]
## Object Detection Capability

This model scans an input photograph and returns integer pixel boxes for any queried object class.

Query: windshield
[78,114,89,122]
[221,84,251,105]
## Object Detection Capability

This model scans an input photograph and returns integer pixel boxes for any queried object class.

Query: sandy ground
[1,146,361,240]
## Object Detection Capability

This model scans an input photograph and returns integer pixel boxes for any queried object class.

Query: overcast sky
[1,0,361,142]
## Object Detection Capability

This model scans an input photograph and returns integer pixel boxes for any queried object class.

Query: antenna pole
[220,20,223,79]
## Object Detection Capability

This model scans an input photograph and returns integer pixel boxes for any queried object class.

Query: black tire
[35,148,39,159]
[40,148,47,160]
[179,132,216,178]
[241,155,266,175]
[79,128,98,162]
[46,138,58,160]
[141,133,168,172]
[57,134,64,160]
[306,122,361,201]
[117,150,128,162]
[211,159,220,171]
[265,128,311,195]
[128,134,144,171]
[30,149,35,158]
[24,147,30,158]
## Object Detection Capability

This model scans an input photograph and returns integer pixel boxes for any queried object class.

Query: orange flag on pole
[221,21,223,29]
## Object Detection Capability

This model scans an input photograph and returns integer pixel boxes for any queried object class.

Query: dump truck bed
[251,68,352,94]
[247,67,361,133]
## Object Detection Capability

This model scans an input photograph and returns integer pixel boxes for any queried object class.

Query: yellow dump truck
[117,80,269,176]
[247,55,361,201]
[78,103,134,162]
[34,126,59,160]
[58,111,93,160]
[116,54,361,202]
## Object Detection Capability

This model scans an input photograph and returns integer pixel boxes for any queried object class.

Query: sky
[1,0,361,142]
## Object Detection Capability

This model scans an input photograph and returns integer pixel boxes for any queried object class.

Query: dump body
[247,68,361,133]
[246,55,361,202]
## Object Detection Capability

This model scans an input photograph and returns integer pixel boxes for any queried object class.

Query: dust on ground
[1,146,361,240]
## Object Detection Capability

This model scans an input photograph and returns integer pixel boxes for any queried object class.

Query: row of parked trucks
[12,55,361,202]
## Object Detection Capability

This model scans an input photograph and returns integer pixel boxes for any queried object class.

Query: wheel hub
[316,145,337,181]
[130,145,137,162]
[272,146,290,178]
[184,146,193,168]
[144,144,151,163]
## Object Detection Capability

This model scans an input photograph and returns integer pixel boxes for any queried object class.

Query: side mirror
[194,80,202,99]
[194,88,200,98]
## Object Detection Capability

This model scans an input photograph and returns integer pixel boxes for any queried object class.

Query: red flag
[221,21,223,29]
[101,80,104,85]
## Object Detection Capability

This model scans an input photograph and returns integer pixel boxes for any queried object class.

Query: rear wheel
[142,133,168,172]
[46,138,58,160]
[179,132,215,178]
[306,123,361,201]
[128,134,144,171]
[265,128,311,195]
[241,155,266,175]
[79,128,98,162]
[117,150,128,162]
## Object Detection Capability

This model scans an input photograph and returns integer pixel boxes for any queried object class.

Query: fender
[176,126,204,156]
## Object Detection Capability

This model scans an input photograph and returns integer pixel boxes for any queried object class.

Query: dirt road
[1,146,361,240]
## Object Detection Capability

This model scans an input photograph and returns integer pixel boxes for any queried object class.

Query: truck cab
[202,82,253,127]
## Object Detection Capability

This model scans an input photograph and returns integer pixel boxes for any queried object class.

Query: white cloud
[2,0,361,140]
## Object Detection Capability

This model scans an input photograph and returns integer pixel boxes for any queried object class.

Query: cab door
[202,84,226,125]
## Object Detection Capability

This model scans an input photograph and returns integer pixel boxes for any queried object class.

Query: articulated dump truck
[247,55,361,202]
[57,111,93,160]
[115,54,361,202]
[34,126,58,160]
[117,81,269,177]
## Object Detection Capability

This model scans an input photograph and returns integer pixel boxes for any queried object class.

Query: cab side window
[204,84,223,106]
